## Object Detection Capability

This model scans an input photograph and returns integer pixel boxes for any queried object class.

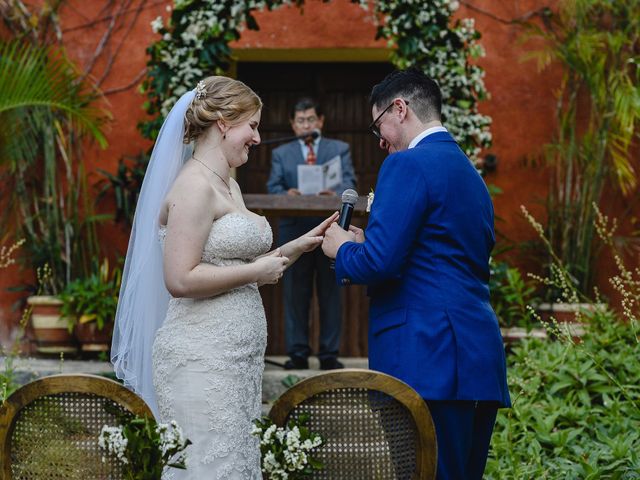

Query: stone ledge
[1,356,369,406]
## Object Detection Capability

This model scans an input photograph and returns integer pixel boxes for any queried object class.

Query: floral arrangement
[366,190,374,213]
[252,414,324,479]
[98,408,191,480]
[141,0,491,164]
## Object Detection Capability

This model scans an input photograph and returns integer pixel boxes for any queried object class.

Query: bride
[111,76,336,479]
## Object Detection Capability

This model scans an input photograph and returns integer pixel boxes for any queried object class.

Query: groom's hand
[322,223,355,259]
[348,225,365,244]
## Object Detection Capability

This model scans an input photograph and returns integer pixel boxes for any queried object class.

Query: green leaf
[282,374,300,388]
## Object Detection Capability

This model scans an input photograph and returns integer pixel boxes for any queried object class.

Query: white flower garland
[143,0,491,162]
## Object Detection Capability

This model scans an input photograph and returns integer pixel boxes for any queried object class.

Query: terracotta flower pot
[74,320,113,353]
[27,295,77,355]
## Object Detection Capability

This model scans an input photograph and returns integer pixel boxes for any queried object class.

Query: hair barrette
[194,80,207,100]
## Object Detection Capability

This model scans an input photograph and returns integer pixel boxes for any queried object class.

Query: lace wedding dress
[153,212,272,479]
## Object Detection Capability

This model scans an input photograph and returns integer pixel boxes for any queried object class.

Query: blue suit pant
[426,400,498,480]
[282,247,342,361]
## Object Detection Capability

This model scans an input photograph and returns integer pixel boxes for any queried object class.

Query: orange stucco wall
[230,0,385,49]
[1,0,636,341]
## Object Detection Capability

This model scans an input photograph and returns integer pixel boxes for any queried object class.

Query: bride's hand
[296,234,324,253]
[254,250,289,286]
[295,211,339,254]
[312,211,339,236]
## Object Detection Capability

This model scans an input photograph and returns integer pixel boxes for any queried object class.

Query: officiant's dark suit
[266,97,356,370]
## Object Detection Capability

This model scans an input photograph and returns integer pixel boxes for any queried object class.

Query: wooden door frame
[227,48,389,179]
[230,48,391,70]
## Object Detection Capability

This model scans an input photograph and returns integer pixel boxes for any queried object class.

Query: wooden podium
[243,193,368,217]
[243,194,370,357]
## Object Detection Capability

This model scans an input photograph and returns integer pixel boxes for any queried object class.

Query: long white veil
[111,90,195,416]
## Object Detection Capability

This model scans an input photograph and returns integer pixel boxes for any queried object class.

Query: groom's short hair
[370,68,442,123]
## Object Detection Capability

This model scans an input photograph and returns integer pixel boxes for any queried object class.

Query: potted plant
[21,262,80,355]
[523,1,639,300]
[60,259,121,354]
[0,39,109,354]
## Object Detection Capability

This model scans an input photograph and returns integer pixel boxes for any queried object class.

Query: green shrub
[486,308,640,478]
[490,259,541,329]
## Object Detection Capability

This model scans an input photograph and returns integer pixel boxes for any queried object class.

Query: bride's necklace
[192,155,232,198]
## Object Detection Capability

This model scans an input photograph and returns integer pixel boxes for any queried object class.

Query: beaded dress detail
[152,212,272,479]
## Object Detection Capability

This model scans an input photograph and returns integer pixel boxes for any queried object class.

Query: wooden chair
[269,368,437,479]
[0,373,153,479]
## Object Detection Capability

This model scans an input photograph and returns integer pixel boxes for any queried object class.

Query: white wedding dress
[152,212,272,479]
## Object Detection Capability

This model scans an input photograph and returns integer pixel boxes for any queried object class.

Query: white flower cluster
[156,420,189,456]
[98,425,129,464]
[98,418,189,469]
[253,423,323,480]
[151,0,276,116]
[151,16,164,34]
[366,191,374,212]
[372,0,492,163]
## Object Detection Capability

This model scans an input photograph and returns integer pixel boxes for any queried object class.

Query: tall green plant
[0,41,110,294]
[524,0,640,295]
[0,41,107,164]
[96,153,150,227]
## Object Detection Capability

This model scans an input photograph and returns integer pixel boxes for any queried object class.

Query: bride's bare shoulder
[159,165,217,225]
[174,163,213,194]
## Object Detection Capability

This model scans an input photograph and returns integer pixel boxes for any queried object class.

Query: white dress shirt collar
[408,126,448,149]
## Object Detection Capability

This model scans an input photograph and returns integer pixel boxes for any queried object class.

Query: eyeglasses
[368,100,409,140]
[294,115,319,126]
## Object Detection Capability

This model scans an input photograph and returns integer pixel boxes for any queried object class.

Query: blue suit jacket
[335,132,510,407]
[267,137,356,241]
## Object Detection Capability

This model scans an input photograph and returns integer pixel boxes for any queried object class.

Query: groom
[322,68,510,480]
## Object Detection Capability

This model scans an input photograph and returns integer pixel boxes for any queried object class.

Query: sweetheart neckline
[159,211,268,236]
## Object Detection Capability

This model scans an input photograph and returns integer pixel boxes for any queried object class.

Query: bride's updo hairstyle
[184,76,262,144]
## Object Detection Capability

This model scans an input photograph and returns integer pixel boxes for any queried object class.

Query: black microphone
[258,129,320,146]
[338,189,358,230]
[330,189,359,269]
[305,129,321,142]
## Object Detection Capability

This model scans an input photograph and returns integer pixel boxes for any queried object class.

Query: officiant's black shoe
[284,357,309,370]
[319,358,344,370]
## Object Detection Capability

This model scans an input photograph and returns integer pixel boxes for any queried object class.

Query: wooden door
[237,61,393,357]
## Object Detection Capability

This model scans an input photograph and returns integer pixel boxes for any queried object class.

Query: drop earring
[223,134,226,139]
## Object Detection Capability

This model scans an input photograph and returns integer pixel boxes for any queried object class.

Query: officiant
[266,97,356,371]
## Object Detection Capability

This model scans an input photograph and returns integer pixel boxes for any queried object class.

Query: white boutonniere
[366,190,374,213]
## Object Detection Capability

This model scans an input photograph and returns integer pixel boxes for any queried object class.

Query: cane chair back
[269,369,437,480]
[0,374,153,480]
